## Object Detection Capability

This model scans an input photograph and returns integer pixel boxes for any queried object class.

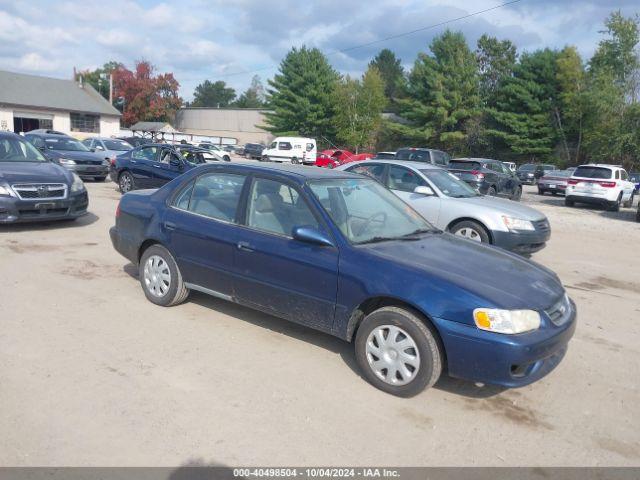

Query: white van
[261,137,317,165]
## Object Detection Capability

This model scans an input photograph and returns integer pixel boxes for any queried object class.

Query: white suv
[565,164,636,211]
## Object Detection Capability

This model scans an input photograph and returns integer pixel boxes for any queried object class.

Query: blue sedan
[110,163,576,397]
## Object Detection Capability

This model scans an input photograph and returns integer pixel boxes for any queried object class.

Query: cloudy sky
[0,0,637,100]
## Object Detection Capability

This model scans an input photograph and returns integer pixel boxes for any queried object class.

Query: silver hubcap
[143,255,171,297]
[365,325,420,386]
[120,175,132,192]
[455,227,482,242]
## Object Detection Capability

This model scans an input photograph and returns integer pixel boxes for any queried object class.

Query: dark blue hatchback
[110,163,576,396]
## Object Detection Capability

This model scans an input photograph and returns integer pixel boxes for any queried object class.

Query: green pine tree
[263,47,339,140]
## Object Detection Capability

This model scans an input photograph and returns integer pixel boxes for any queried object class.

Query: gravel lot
[1,179,639,467]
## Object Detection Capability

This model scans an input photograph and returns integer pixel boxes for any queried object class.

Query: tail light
[115,202,121,218]
[567,179,578,185]
[599,181,616,188]
[470,170,485,180]
[110,155,117,166]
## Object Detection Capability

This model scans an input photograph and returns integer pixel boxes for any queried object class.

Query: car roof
[26,132,74,139]
[203,162,362,180]
[344,159,443,171]
[577,164,621,169]
[452,157,498,162]
[0,131,28,141]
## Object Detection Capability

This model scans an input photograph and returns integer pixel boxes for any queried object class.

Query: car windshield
[518,164,536,172]
[573,166,612,179]
[0,137,48,163]
[103,139,132,151]
[44,137,90,152]
[420,170,480,198]
[308,178,437,245]
[449,161,481,170]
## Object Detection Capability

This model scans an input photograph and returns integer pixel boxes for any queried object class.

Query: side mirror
[414,185,435,196]
[292,226,334,247]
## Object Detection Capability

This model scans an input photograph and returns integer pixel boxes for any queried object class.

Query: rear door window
[387,166,426,193]
[133,146,159,161]
[278,142,292,151]
[573,166,612,179]
[449,161,481,170]
[396,149,431,162]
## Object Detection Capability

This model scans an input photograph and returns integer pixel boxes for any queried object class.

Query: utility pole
[109,73,113,105]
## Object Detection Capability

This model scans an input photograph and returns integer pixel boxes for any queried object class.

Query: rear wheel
[608,193,622,212]
[487,186,497,196]
[139,245,189,307]
[118,171,135,193]
[291,157,299,165]
[537,188,545,195]
[623,193,634,208]
[260,155,269,162]
[450,220,490,243]
[355,306,442,397]
[223,155,231,162]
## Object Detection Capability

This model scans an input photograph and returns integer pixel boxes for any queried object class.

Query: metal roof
[0,70,121,116]
[129,121,179,133]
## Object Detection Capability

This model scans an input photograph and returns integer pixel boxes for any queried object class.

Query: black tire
[260,155,269,162]
[551,191,558,196]
[623,193,633,208]
[223,155,231,162]
[139,245,189,307]
[565,198,574,207]
[355,306,442,397]
[291,157,299,165]
[449,220,491,243]
[608,193,622,212]
[118,171,135,193]
[537,189,545,196]
[487,186,497,196]
[512,187,522,201]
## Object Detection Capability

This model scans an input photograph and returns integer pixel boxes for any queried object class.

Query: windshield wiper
[355,236,398,245]
[399,228,440,240]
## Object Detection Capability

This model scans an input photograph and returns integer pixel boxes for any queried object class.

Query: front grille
[12,183,67,200]
[73,159,103,165]
[545,294,572,326]
[532,219,550,234]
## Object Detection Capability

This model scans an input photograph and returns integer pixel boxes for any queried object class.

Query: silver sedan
[337,160,551,255]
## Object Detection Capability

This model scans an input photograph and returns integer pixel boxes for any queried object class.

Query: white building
[0,70,121,139]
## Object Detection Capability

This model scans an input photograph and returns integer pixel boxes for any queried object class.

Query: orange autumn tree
[113,60,182,127]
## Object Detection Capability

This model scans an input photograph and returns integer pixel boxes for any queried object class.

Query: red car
[315,149,374,168]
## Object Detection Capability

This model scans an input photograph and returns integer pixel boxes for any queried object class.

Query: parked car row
[109,161,576,397]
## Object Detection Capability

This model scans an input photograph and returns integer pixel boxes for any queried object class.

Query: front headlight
[0,185,13,196]
[527,173,534,177]
[70,173,85,193]
[502,216,534,231]
[59,158,76,166]
[474,308,541,334]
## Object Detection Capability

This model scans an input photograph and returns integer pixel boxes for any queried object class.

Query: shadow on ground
[0,211,99,232]
[123,262,505,399]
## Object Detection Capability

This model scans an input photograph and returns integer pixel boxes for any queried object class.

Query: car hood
[451,195,546,221]
[47,150,104,162]
[0,161,71,184]
[361,233,563,310]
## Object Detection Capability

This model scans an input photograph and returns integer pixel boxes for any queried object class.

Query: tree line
[81,9,639,168]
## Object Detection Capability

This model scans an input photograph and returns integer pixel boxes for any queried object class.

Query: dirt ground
[0,179,639,467]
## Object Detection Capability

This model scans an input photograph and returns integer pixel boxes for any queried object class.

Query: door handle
[164,221,176,231]
[130,160,137,164]
[152,164,162,168]
[237,241,254,252]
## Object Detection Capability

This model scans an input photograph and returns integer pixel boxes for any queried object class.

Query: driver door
[386,165,441,225]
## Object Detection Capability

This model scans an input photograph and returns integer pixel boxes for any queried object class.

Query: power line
[218,0,525,79]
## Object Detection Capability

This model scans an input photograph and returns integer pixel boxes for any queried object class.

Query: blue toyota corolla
[110,163,576,397]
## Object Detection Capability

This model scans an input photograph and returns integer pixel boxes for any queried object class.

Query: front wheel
[139,245,189,307]
[291,157,299,165]
[355,306,442,397]
[118,171,135,193]
[450,220,490,243]
[223,155,231,162]
[487,186,497,196]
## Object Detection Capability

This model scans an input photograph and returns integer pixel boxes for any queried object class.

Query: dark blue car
[110,143,213,193]
[110,163,576,397]
[0,132,88,223]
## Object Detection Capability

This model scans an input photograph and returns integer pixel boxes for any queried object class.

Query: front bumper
[490,224,550,254]
[432,300,576,387]
[0,191,88,223]
[566,189,618,206]
[518,176,536,185]
[65,164,110,178]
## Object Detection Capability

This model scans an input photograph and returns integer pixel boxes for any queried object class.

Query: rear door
[163,170,247,297]
[130,146,160,188]
[233,176,339,330]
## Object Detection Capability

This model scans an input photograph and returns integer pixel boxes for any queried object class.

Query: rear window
[573,166,612,179]
[518,164,536,172]
[449,161,481,170]
[396,149,431,162]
